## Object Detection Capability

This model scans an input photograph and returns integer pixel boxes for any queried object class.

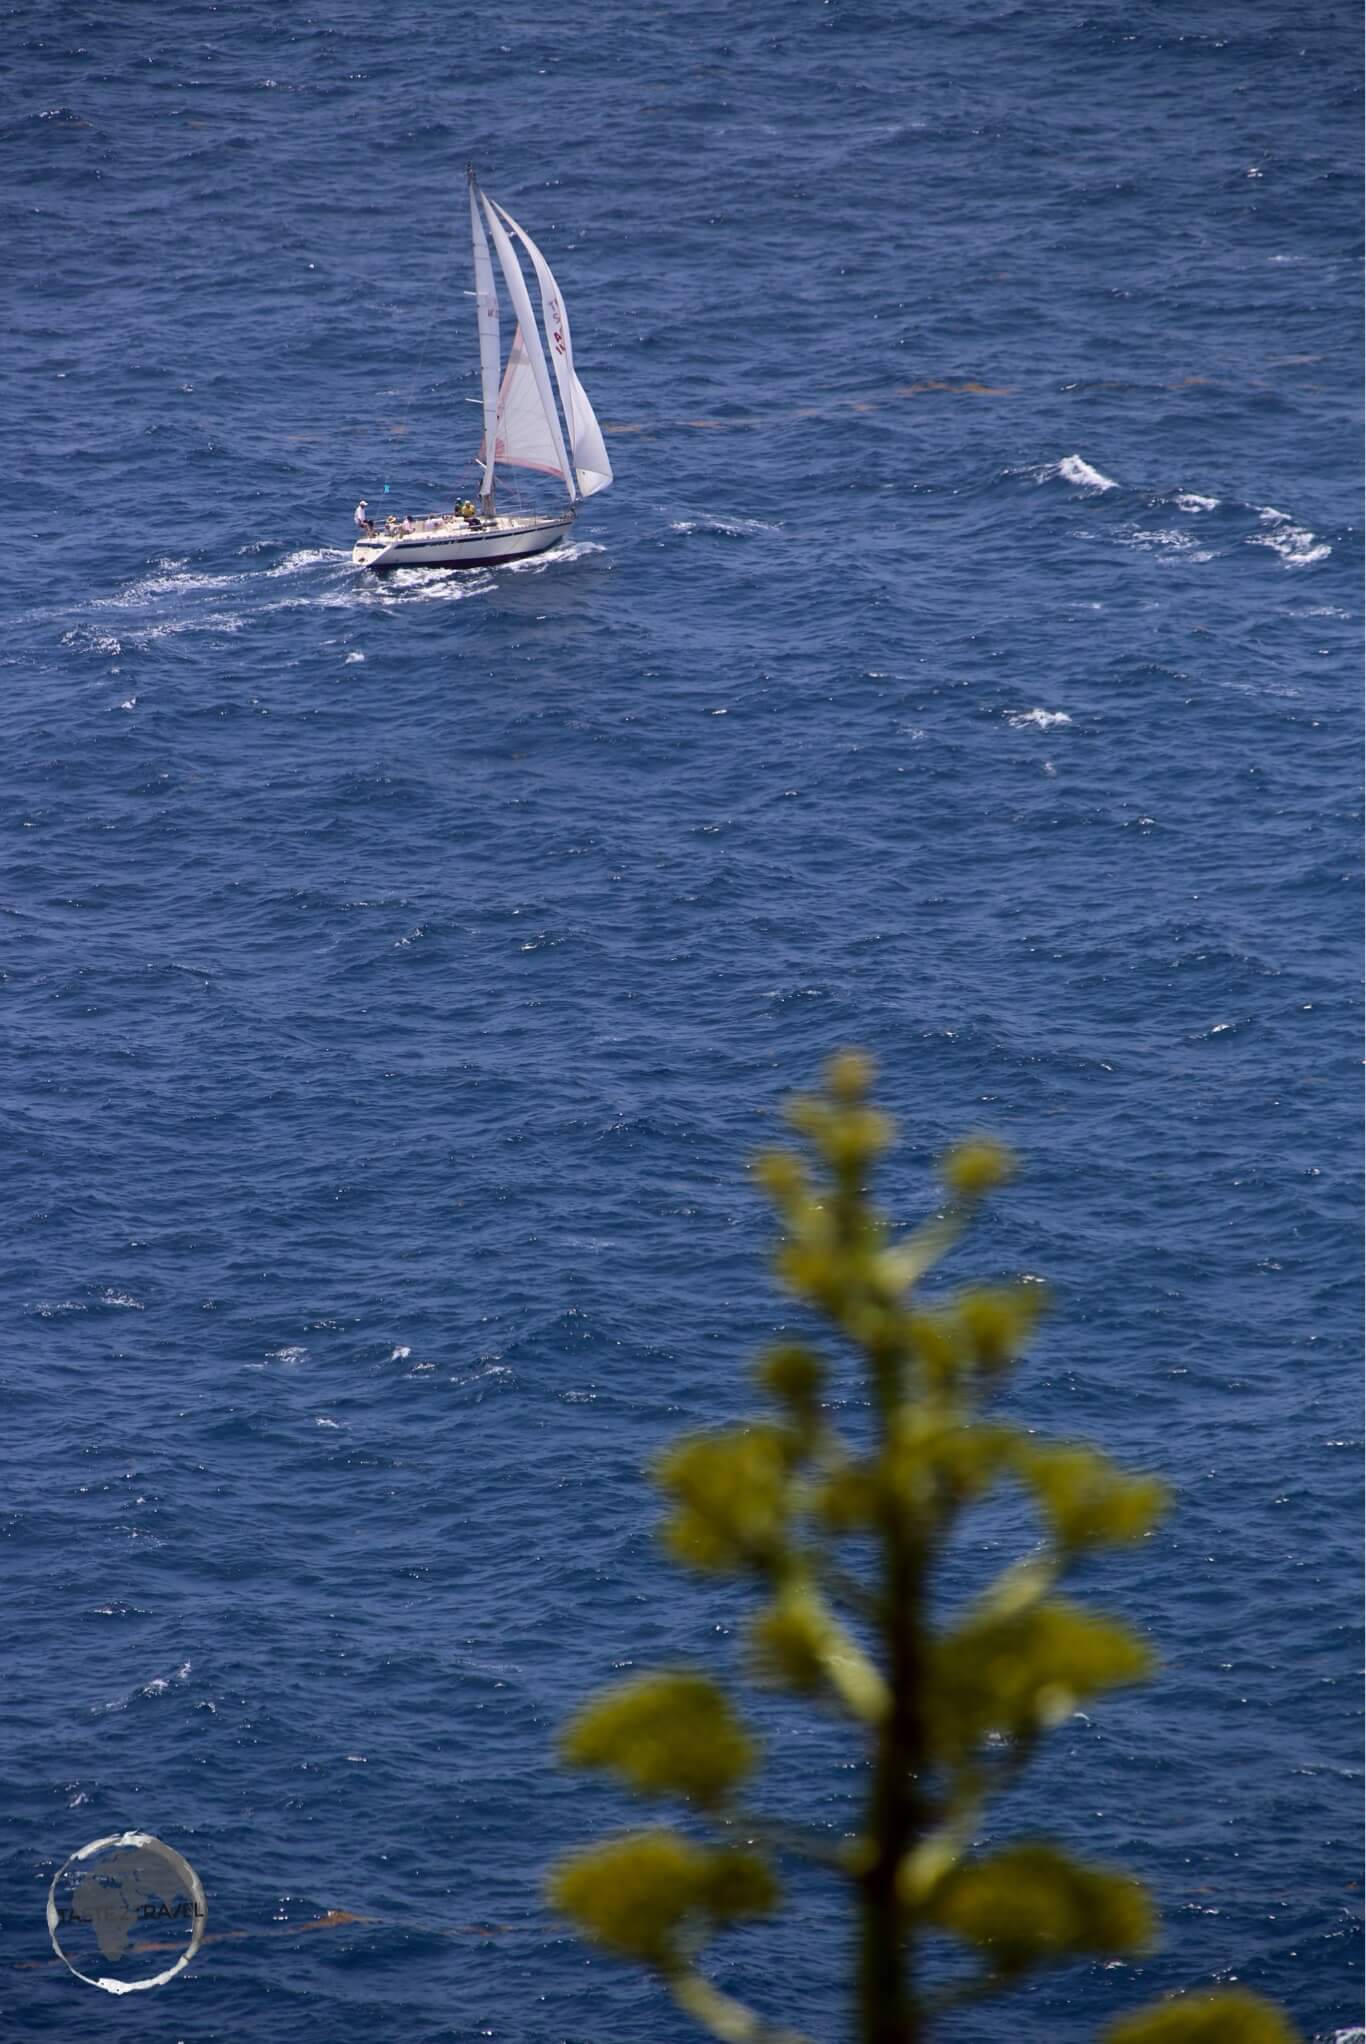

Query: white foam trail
[1121,526,1214,563]
[1008,708,1072,730]
[1056,454,1118,491]
[101,568,243,609]
[670,514,782,536]
[505,539,606,570]
[1249,508,1330,567]
[61,625,123,655]
[130,613,245,643]
[265,547,348,578]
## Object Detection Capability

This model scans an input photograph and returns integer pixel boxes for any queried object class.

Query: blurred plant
[548,1052,1301,2044]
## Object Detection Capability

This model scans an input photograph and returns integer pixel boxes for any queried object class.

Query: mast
[467,164,502,515]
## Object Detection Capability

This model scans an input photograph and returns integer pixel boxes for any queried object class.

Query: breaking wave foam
[1054,454,1118,491]
[1007,708,1072,730]
[1249,508,1331,567]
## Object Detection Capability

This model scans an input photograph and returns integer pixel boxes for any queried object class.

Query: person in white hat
[354,499,373,533]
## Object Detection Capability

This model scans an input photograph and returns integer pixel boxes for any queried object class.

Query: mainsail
[491,201,613,500]
[479,196,575,500]
[468,177,503,503]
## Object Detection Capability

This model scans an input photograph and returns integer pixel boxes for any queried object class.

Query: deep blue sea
[1,2,1361,2039]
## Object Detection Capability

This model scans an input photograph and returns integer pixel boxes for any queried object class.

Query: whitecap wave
[141,1661,192,1697]
[97,1660,192,1714]
[1249,508,1330,567]
[1007,708,1072,730]
[1055,454,1118,491]
[1174,492,1218,513]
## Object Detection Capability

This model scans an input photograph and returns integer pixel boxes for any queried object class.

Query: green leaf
[751,1148,808,1205]
[941,1137,1015,1200]
[548,1831,777,1965]
[824,1048,877,1102]
[756,1342,827,1423]
[561,1673,757,1808]
[750,1584,889,1722]
[884,1412,1018,1524]
[657,1426,794,1573]
[955,1284,1045,1374]
[814,1458,878,1533]
[932,1597,1154,1756]
[1102,1988,1306,2044]
[1015,1441,1168,1551]
[922,1842,1154,1974]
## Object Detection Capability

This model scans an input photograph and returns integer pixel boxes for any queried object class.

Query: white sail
[491,201,613,500]
[468,177,502,501]
[484,324,570,479]
[480,197,575,500]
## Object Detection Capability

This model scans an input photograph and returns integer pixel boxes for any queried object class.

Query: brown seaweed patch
[895,379,1015,396]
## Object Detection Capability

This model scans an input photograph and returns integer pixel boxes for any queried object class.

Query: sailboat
[351,168,612,573]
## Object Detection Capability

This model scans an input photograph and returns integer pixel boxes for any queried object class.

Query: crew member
[354,499,372,533]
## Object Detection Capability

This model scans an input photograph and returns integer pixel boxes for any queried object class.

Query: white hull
[353,510,574,572]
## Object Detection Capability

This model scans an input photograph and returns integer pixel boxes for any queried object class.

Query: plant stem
[856,1300,929,2044]
[858,1525,926,2044]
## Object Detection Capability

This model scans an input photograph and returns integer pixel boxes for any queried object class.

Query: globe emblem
[47,1832,206,1994]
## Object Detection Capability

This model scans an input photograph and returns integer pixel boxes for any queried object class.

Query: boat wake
[48,529,610,658]
[670,513,783,538]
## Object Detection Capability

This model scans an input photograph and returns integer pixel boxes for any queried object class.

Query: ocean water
[1,2,1360,2039]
